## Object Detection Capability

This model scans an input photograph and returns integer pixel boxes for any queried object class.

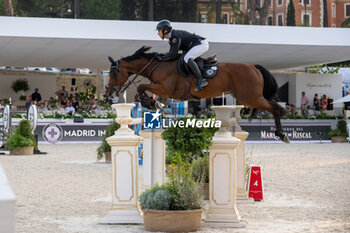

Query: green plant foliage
[7,119,36,150]
[328,119,349,138]
[96,120,120,160]
[341,18,350,28]
[17,119,37,150]
[140,162,204,211]
[19,95,27,101]
[11,79,29,93]
[7,133,34,151]
[80,0,121,20]
[191,154,209,183]
[286,0,296,26]
[161,117,218,163]
[140,184,172,210]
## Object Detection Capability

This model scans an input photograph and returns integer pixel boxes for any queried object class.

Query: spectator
[313,93,320,111]
[72,97,79,111]
[285,103,291,115]
[70,87,76,96]
[300,91,309,117]
[321,94,328,111]
[25,96,32,112]
[55,86,68,99]
[290,104,297,115]
[0,100,5,111]
[31,88,42,102]
[65,101,75,115]
[39,103,48,111]
[59,93,67,106]
[307,105,314,116]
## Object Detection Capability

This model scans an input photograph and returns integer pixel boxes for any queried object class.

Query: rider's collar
[168,31,172,38]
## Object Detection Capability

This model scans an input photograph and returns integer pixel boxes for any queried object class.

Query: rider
[156,19,209,92]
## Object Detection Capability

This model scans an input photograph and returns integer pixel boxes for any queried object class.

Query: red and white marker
[247,165,264,201]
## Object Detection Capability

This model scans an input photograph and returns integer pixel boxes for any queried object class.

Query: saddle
[177,54,218,78]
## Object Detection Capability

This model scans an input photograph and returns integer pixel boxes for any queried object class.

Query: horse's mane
[121,46,155,61]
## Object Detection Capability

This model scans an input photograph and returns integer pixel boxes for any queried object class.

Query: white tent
[332,95,350,104]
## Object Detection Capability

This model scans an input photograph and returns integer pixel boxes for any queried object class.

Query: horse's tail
[254,64,286,116]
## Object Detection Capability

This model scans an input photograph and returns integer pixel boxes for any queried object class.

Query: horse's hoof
[283,135,290,144]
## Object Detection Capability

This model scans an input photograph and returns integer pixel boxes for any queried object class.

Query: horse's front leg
[137,83,168,109]
[137,83,168,97]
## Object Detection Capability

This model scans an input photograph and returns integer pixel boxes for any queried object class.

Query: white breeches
[184,39,209,63]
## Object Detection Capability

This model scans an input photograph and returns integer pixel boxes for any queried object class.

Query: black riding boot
[187,58,208,92]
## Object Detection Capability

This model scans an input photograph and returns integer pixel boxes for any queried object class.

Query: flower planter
[10,146,34,155]
[104,152,111,163]
[331,136,348,143]
[142,209,203,232]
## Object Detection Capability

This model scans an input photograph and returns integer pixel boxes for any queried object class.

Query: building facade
[198,0,350,27]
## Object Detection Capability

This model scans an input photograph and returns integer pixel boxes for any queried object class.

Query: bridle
[108,56,159,95]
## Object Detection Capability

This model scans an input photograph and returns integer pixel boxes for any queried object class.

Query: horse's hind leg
[255,97,290,143]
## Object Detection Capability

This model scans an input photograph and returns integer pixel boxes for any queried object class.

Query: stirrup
[195,80,208,92]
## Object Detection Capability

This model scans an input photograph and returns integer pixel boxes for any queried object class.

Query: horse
[107,46,289,143]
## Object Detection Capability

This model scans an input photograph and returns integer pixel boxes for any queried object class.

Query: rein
[119,58,157,94]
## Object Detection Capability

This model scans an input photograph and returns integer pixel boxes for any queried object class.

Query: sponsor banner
[35,123,109,143]
[240,123,330,141]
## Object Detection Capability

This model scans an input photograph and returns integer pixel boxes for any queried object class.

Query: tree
[248,0,272,25]
[216,0,222,23]
[323,0,328,27]
[80,0,121,20]
[286,0,296,26]
[148,0,153,20]
[4,0,13,16]
[341,18,350,28]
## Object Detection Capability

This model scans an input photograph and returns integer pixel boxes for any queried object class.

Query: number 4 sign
[247,165,264,201]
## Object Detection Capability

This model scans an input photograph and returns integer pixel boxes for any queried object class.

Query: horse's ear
[137,46,151,54]
[108,56,116,65]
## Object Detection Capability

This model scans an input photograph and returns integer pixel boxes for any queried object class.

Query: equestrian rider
[156,19,209,92]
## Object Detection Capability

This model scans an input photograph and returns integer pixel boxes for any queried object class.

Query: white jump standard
[100,103,143,224]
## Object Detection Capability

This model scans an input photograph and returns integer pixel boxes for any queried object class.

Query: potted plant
[7,120,36,155]
[96,120,120,162]
[328,119,349,143]
[191,154,209,200]
[11,79,29,101]
[140,163,204,232]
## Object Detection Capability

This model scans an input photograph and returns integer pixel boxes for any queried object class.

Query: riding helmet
[156,19,172,33]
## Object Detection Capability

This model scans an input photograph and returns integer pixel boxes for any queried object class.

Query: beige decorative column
[234,105,254,204]
[205,106,247,228]
[100,103,143,224]
[139,130,166,190]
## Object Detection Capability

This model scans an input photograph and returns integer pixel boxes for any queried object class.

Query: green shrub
[140,162,204,211]
[11,79,29,93]
[191,154,209,183]
[7,133,34,151]
[7,120,36,151]
[140,184,172,210]
[161,116,218,163]
[96,120,120,160]
[328,119,348,138]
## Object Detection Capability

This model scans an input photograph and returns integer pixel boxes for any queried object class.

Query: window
[332,4,336,18]
[345,4,350,17]
[255,0,261,7]
[277,14,283,26]
[201,14,207,23]
[302,12,311,26]
[278,0,283,6]
[268,16,273,25]
[300,0,310,6]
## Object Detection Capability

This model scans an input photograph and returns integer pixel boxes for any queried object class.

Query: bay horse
[107,46,289,143]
